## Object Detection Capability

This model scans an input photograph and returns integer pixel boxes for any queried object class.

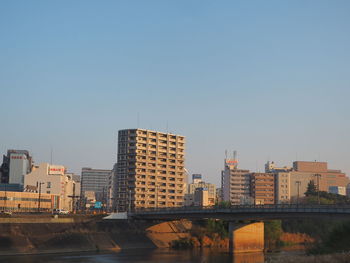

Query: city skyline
[1,132,348,187]
[1,1,350,186]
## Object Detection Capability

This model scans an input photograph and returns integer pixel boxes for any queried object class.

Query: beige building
[0,191,59,212]
[273,161,350,204]
[194,188,209,207]
[250,173,275,205]
[184,174,216,206]
[107,165,116,211]
[114,129,186,211]
[24,163,80,211]
[275,172,291,203]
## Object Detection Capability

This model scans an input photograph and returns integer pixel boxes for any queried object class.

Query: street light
[315,174,322,205]
[37,182,44,212]
[4,183,7,212]
[295,181,301,205]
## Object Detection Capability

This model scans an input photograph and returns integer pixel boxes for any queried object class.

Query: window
[47,182,51,188]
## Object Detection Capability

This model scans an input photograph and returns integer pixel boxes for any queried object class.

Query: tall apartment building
[114,129,186,211]
[250,173,275,205]
[222,159,251,204]
[81,168,111,203]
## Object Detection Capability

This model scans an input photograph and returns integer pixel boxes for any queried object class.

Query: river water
[1,248,304,263]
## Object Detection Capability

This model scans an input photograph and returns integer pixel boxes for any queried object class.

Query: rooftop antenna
[233,150,238,169]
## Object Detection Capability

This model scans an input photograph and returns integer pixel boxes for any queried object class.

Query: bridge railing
[132,204,350,214]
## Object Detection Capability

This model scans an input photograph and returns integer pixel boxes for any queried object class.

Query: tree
[305,180,317,196]
[265,220,283,249]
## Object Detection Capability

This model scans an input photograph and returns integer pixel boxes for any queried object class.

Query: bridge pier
[229,221,264,253]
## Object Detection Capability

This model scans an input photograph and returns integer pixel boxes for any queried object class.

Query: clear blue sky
[1,1,349,185]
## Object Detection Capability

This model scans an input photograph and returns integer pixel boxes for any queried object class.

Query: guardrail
[132,204,350,214]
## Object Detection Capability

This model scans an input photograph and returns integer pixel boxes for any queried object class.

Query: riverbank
[0,218,318,256]
[0,219,197,256]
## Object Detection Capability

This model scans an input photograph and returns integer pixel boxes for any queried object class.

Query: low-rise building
[329,186,346,196]
[0,183,23,192]
[185,174,216,206]
[184,193,194,206]
[272,161,349,204]
[24,163,79,211]
[194,187,209,207]
[0,191,59,212]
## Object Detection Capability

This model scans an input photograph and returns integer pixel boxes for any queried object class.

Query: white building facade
[24,163,79,211]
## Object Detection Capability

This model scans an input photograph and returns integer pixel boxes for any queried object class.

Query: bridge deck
[130,205,350,220]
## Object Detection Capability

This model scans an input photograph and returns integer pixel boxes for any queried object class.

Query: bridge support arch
[229,221,264,253]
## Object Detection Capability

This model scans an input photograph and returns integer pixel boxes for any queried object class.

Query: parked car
[52,209,69,215]
[0,210,12,217]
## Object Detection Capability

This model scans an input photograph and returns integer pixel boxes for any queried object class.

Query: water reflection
[0,248,292,263]
[233,252,264,263]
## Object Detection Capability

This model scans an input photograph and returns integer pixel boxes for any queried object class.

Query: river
[0,248,305,263]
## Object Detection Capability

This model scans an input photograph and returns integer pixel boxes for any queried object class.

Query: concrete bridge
[130,204,350,220]
[130,204,350,253]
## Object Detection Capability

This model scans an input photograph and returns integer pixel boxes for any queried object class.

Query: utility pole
[37,182,44,212]
[128,189,132,213]
[102,187,105,213]
[295,181,301,205]
[68,195,80,213]
[315,174,322,205]
[4,184,7,212]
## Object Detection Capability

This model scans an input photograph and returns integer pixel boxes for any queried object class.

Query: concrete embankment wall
[0,219,193,255]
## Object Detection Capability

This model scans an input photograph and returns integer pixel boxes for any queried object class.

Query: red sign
[11,156,23,159]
